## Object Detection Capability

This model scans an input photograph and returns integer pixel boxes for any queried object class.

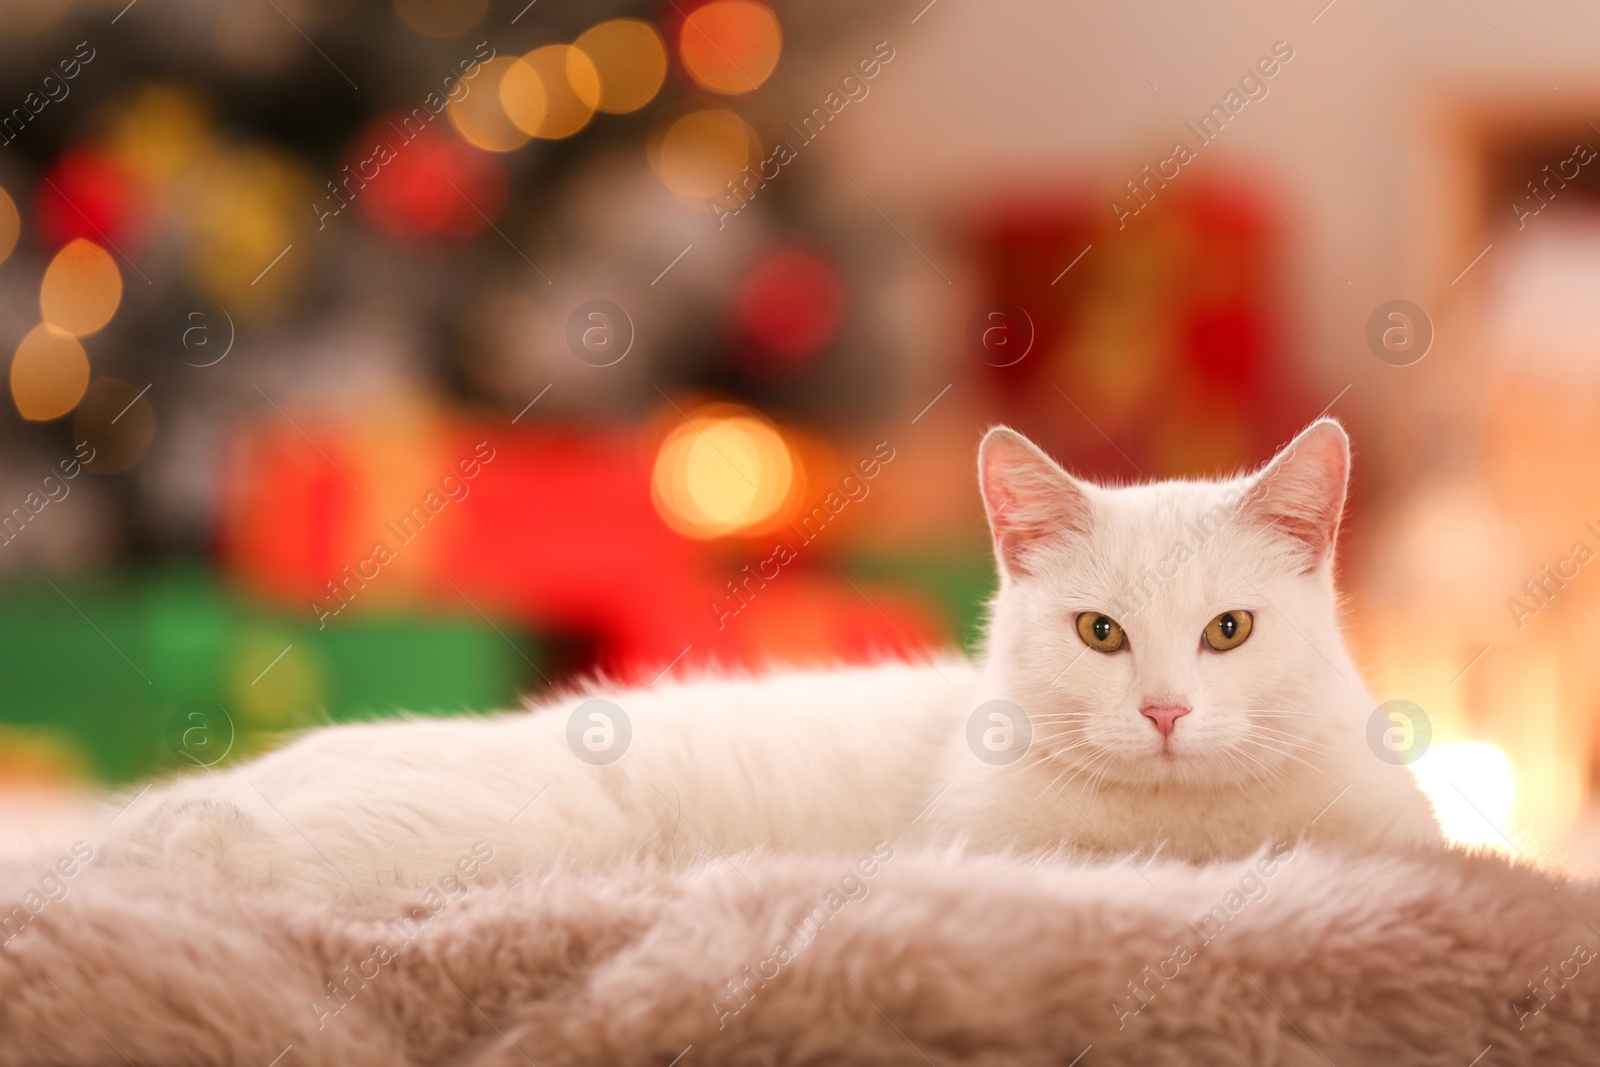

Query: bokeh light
[391,0,488,38]
[494,56,547,143]
[0,186,18,265]
[11,324,90,422]
[679,1,782,96]
[502,46,600,140]
[101,84,212,188]
[352,120,508,239]
[41,239,123,337]
[737,249,844,367]
[652,405,798,538]
[36,151,140,250]
[649,107,760,203]
[0,725,89,786]
[73,378,157,475]
[447,57,534,153]
[1411,741,1517,850]
[187,145,311,313]
[574,19,669,115]
[229,629,325,728]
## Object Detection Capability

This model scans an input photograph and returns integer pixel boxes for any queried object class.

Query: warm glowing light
[652,405,797,538]
[73,378,157,474]
[11,324,90,422]
[1411,741,1517,849]
[495,57,547,142]
[40,239,123,337]
[189,146,311,312]
[349,119,507,239]
[502,46,600,141]
[679,1,782,96]
[447,57,533,153]
[650,108,759,203]
[574,19,668,114]
[392,0,487,38]
[103,84,211,187]
[0,186,17,265]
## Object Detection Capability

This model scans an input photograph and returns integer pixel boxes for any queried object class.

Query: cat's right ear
[978,427,1091,578]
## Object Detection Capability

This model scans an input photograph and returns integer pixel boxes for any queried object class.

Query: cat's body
[107,421,1441,899]
[126,664,967,898]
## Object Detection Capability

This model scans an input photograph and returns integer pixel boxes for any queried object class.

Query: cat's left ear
[1240,418,1350,570]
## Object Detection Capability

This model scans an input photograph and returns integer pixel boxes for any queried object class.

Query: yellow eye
[1203,611,1253,651]
[1076,612,1126,653]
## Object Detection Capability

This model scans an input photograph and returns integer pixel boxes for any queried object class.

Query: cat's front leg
[103,791,347,898]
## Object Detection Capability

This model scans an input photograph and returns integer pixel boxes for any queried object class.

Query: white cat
[107,420,1439,900]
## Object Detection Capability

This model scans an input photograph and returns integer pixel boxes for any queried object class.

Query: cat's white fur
[107,420,1439,899]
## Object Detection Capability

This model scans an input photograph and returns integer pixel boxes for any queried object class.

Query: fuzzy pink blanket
[2,843,1595,1066]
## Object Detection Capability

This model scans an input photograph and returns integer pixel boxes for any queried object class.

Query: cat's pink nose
[1140,704,1190,738]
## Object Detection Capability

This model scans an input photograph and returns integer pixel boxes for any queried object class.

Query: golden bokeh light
[392,0,487,38]
[186,146,311,314]
[11,324,90,422]
[1411,741,1516,849]
[574,19,668,115]
[679,1,782,96]
[0,186,18,265]
[495,59,546,143]
[40,240,123,337]
[73,378,157,475]
[102,84,211,187]
[651,405,797,539]
[447,56,533,153]
[650,107,760,204]
[502,46,600,141]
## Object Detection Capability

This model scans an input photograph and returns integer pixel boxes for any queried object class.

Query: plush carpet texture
[2,841,1597,1066]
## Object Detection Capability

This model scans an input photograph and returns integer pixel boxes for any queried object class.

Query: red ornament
[342,115,507,240]
[734,248,843,373]
[36,150,140,250]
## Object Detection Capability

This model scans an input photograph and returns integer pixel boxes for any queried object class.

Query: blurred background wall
[0,0,1597,869]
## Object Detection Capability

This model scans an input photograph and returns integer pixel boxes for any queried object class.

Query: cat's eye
[1202,611,1254,652]
[1076,612,1126,653]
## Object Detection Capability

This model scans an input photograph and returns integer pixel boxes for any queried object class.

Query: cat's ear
[1241,418,1350,570]
[978,427,1091,578]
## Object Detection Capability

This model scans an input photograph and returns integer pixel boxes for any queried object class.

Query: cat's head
[978,420,1353,789]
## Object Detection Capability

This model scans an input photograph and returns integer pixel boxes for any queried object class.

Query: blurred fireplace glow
[1410,742,1517,850]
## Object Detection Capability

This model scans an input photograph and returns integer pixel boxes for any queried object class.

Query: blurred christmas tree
[0,0,906,560]
[0,0,968,783]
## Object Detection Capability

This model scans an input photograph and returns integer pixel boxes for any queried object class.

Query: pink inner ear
[1242,422,1349,567]
[979,432,1089,577]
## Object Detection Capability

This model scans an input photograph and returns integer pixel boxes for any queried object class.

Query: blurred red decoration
[970,178,1312,480]
[36,150,141,250]
[734,248,844,373]
[1183,304,1266,393]
[1178,184,1272,395]
[348,117,507,240]
[220,419,943,680]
